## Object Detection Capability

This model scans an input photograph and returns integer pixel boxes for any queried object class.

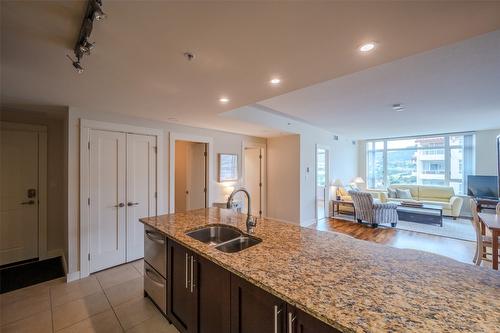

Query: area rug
[395,218,475,242]
[0,257,65,293]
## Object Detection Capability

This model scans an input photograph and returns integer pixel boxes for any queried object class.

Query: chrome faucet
[226,188,256,234]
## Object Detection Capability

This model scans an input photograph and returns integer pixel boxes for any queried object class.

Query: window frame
[365,132,475,194]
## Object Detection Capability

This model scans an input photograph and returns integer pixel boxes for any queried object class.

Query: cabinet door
[197,255,230,333]
[287,306,340,333]
[230,274,286,333]
[168,240,197,333]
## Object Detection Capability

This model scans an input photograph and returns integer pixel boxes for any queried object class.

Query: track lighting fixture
[69,0,106,73]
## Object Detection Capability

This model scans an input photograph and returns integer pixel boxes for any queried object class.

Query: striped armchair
[348,191,398,228]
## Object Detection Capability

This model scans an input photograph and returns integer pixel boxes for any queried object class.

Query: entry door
[0,129,39,265]
[187,143,207,210]
[126,134,157,262]
[316,147,329,220]
[244,148,262,216]
[89,130,126,272]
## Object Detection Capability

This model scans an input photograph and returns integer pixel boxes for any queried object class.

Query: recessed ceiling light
[392,103,405,112]
[219,97,230,104]
[270,78,281,85]
[359,42,376,52]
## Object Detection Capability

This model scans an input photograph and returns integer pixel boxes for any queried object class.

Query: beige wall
[0,108,68,262]
[67,107,265,275]
[267,135,301,224]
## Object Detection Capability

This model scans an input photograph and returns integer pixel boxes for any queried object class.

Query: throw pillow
[396,188,412,199]
[387,188,397,198]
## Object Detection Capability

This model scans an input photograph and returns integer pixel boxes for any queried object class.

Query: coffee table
[389,202,443,227]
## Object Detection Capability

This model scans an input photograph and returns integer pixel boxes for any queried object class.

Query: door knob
[114,203,125,208]
[127,202,139,206]
[21,200,35,205]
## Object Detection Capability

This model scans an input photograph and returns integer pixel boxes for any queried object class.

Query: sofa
[369,185,463,219]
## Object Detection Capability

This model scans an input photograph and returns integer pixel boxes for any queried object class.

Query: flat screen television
[467,175,499,199]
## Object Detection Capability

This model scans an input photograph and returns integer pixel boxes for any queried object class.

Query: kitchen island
[140,208,500,333]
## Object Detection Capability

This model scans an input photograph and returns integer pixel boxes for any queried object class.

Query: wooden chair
[469,199,498,265]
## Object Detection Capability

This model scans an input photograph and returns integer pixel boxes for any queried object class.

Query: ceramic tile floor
[0,260,179,333]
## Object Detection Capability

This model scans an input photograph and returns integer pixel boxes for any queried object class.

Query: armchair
[348,191,398,228]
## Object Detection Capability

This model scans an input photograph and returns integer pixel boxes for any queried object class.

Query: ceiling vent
[333,135,339,141]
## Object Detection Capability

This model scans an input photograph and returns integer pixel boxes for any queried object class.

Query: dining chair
[469,199,500,266]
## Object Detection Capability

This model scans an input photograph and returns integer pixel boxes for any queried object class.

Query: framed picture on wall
[218,153,238,182]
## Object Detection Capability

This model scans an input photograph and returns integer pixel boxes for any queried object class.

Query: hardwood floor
[312,217,482,266]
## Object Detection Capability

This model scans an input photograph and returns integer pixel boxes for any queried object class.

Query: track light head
[79,40,95,55]
[93,6,107,21]
[67,55,84,74]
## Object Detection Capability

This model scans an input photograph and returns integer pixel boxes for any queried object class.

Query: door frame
[315,144,330,220]
[79,119,164,279]
[0,122,48,262]
[241,141,267,217]
[169,132,213,213]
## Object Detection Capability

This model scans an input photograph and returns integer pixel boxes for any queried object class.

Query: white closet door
[89,130,126,273]
[126,134,157,262]
[0,129,39,265]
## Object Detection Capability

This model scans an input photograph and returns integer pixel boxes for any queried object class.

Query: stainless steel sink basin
[215,236,262,253]
[186,225,242,246]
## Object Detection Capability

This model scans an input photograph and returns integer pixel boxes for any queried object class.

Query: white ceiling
[1,1,500,137]
[258,30,500,139]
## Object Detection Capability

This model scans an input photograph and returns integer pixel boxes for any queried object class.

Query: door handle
[288,312,296,333]
[185,253,189,289]
[127,202,139,206]
[190,255,195,293]
[274,305,282,333]
[21,200,35,205]
[114,203,125,208]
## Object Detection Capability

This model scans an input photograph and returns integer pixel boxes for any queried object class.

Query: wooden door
[126,134,157,262]
[230,274,286,333]
[168,240,197,333]
[244,147,262,216]
[197,255,230,333]
[287,305,339,333]
[187,143,207,210]
[89,129,126,272]
[0,129,39,265]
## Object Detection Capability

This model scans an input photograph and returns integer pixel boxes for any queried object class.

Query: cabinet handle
[145,230,165,244]
[274,305,282,333]
[145,268,164,287]
[127,202,139,206]
[185,253,189,289]
[288,312,296,333]
[190,255,194,293]
[114,203,125,208]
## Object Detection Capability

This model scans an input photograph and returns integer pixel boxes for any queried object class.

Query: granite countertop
[140,208,500,333]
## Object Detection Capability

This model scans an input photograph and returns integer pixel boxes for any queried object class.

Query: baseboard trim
[66,271,81,282]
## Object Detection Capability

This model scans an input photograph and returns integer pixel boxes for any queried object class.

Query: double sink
[186,224,261,253]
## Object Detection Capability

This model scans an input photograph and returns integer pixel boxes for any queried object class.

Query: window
[366,133,475,194]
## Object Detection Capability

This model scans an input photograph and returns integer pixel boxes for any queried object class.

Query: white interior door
[316,147,329,220]
[89,129,126,272]
[0,129,39,265]
[244,148,262,216]
[187,143,206,210]
[126,134,157,262]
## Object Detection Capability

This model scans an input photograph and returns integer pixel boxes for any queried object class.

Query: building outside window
[366,133,475,194]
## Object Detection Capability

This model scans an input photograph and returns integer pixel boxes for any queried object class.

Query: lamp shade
[331,179,343,187]
[352,177,365,184]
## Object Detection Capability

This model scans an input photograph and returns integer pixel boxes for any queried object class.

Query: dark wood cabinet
[167,240,197,333]
[230,274,286,333]
[287,306,340,333]
[168,240,231,333]
[196,255,231,333]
